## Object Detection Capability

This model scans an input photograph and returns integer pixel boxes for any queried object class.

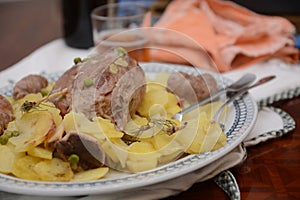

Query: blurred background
[0,0,299,71]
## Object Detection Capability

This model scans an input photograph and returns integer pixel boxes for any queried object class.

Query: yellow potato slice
[184,112,226,154]
[63,112,122,139]
[12,93,62,125]
[185,113,210,154]
[174,118,199,151]
[72,167,109,182]
[95,117,124,138]
[10,111,55,152]
[33,158,74,182]
[152,132,175,150]
[101,139,128,168]
[13,93,43,119]
[128,141,155,153]
[126,141,160,172]
[46,123,64,143]
[200,122,226,153]
[63,111,100,135]
[12,156,41,180]
[164,92,181,116]
[151,132,184,164]
[137,83,169,117]
[38,101,62,127]
[27,146,53,160]
[0,145,15,174]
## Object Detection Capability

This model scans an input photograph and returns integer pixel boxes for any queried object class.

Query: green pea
[114,57,128,67]
[109,64,118,74]
[68,154,80,165]
[117,47,127,56]
[84,78,94,87]
[0,135,9,145]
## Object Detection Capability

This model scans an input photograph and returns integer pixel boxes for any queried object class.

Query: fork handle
[178,89,224,116]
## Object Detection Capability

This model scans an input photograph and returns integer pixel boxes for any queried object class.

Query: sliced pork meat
[50,65,80,116]
[53,47,146,130]
[167,72,218,104]
[54,132,105,171]
[13,74,48,100]
[0,95,15,135]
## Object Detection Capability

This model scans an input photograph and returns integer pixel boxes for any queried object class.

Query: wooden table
[1,1,299,199]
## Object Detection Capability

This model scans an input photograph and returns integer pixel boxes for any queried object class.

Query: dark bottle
[62,0,106,49]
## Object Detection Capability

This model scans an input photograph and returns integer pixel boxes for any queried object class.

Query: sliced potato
[72,167,109,182]
[10,111,55,152]
[126,141,160,172]
[128,141,155,153]
[185,112,210,154]
[12,156,41,180]
[46,123,64,143]
[13,93,43,119]
[148,104,167,119]
[0,145,15,174]
[151,133,184,164]
[27,146,53,160]
[184,111,226,154]
[137,83,169,117]
[6,142,26,158]
[152,132,173,150]
[95,117,123,138]
[174,118,199,151]
[164,92,181,116]
[199,122,226,153]
[131,115,149,126]
[39,101,62,127]
[124,114,149,135]
[63,112,121,139]
[33,158,74,182]
[63,111,101,135]
[101,139,128,167]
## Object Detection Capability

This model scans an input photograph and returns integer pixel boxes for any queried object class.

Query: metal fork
[210,75,276,131]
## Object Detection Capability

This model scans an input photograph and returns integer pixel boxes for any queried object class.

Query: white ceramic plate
[0,63,258,196]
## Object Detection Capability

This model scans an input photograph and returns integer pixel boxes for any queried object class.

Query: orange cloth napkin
[147,0,299,72]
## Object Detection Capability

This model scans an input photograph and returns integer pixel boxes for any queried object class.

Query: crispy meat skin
[0,95,15,135]
[13,74,48,100]
[167,72,218,104]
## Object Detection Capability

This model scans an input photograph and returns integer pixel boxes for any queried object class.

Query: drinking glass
[91,2,151,62]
